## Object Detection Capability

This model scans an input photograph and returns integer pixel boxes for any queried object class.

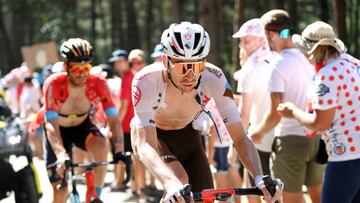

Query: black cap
[108,49,128,63]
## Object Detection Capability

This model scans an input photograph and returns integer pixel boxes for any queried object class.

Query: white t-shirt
[268,48,313,137]
[205,98,233,148]
[311,53,360,162]
[237,45,276,152]
[19,83,41,119]
[106,76,121,108]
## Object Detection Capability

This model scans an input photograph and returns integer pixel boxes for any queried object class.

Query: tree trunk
[90,0,97,55]
[271,0,284,9]
[146,0,153,56]
[125,0,139,50]
[170,0,181,22]
[0,0,15,73]
[287,0,298,33]
[333,0,347,44]
[232,0,244,75]
[355,0,360,56]
[158,0,165,30]
[198,0,221,66]
[110,0,124,49]
[9,0,27,67]
[318,0,330,22]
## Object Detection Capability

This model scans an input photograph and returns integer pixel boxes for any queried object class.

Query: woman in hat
[278,21,360,203]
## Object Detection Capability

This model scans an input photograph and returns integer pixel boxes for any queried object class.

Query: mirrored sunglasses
[69,64,92,75]
[169,60,206,76]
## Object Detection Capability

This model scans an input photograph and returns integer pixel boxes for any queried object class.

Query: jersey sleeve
[311,68,339,110]
[94,77,117,116]
[131,73,158,128]
[203,64,241,126]
[42,75,61,120]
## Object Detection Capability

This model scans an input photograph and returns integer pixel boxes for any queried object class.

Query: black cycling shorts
[156,123,214,192]
[45,117,104,182]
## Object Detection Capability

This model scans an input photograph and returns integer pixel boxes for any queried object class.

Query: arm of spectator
[207,126,215,166]
[239,92,253,130]
[118,99,129,122]
[250,92,282,144]
[278,102,335,131]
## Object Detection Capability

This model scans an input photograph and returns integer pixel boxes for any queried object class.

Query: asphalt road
[0,157,162,203]
[0,157,312,203]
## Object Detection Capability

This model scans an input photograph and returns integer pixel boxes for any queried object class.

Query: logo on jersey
[334,143,346,155]
[315,84,330,97]
[206,67,223,79]
[133,86,142,107]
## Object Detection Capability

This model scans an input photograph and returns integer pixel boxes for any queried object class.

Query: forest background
[0,0,358,86]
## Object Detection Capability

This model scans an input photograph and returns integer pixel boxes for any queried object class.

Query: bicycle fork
[84,167,99,203]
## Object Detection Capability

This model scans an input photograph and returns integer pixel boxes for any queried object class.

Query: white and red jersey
[310,53,360,162]
[131,62,241,128]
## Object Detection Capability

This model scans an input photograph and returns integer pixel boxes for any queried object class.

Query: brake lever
[181,184,192,203]
[56,158,71,190]
[263,175,280,203]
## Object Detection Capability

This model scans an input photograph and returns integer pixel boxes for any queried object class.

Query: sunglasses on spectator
[69,63,92,75]
[168,59,206,76]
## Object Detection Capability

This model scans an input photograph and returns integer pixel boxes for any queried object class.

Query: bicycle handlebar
[191,176,279,202]
[55,152,132,190]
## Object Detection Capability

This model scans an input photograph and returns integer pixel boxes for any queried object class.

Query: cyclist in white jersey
[130,21,283,203]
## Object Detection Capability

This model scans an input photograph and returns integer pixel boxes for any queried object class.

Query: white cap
[232,18,265,38]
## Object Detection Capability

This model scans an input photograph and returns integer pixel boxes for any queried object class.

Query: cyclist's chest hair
[60,86,91,115]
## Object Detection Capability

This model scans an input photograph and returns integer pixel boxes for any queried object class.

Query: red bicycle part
[85,168,98,203]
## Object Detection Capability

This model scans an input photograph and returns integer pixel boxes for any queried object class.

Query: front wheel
[67,193,80,203]
[90,198,103,203]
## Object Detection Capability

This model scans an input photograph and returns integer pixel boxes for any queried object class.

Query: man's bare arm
[118,99,129,122]
[239,92,253,130]
[107,115,124,153]
[46,119,67,158]
[131,126,182,190]
[251,92,282,143]
[227,122,262,178]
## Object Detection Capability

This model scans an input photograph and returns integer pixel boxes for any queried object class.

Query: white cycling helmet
[161,22,210,60]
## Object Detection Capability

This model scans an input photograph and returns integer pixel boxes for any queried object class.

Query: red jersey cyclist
[43,38,125,203]
[131,22,284,202]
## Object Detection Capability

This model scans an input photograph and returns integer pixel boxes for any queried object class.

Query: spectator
[150,44,164,62]
[249,10,324,203]
[108,49,132,193]
[128,49,149,200]
[278,21,360,203]
[129,49,146,73]
[109,49,129,77]
[233,18,276,203]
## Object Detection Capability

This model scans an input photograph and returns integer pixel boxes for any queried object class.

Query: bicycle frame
[193,188,262,203]
[56,151,132,203]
